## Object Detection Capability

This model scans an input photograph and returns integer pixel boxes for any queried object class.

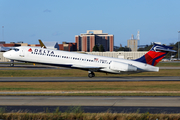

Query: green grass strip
[0,69,180,77]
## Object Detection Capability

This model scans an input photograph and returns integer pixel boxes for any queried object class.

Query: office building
[59,42,77,51]
[75,30,114,52]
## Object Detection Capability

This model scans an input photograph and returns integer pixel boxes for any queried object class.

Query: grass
[1,108,180,120]
[0,81,180,96]
[0,81,176,91]
[1,93,180,96]
[157,62,180,67]
[0,81,180,91]
[0,69,180,77]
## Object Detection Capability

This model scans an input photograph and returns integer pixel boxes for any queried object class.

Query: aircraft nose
[3,52,11,58]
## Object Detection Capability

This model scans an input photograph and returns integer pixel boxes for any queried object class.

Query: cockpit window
[13,48,19,51]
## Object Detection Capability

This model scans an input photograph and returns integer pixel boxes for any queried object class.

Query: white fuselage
[3,46,159,74]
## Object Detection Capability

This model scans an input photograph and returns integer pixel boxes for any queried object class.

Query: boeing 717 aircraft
[3,43,175,78]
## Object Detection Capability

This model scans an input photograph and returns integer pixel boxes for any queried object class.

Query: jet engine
[110,61,137,72]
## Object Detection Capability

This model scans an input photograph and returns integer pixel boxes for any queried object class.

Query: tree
[92,45,99,51]
[99,45,105,52]
[137,48,144,51]
[117,47,124,51]
[165,43,178,59]
[124,46,131,51]
[138,44,153,51]
[117,46,131,51]
[144,44,153,51]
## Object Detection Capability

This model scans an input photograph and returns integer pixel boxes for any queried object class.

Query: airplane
[0,39,45,52]
[3,43,176,78]
[38,39,47,48]
[0,44,14,52]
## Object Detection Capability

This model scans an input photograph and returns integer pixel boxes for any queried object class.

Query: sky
[0,0,180,47]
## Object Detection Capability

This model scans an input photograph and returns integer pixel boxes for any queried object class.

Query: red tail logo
[144,51,166,66]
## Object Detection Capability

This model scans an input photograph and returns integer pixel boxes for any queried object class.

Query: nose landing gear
[10,63,14,67]
[10,60,14,67]
[88,71,95,78]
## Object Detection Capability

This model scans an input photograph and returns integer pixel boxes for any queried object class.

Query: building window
[79,37,81,51]
[107,36,109,51]
[87,36,90,52]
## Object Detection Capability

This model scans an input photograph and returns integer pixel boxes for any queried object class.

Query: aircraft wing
[71,64,104,71]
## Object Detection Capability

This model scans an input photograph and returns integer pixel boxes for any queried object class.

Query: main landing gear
[88,71,95,78]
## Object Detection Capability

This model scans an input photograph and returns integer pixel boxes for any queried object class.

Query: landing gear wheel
[92,72,95,77]
[88,72,95,78]
[88,73,93,78]
[10,63,14,67]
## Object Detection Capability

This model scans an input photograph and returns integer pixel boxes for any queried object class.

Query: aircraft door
[19,49,25,57]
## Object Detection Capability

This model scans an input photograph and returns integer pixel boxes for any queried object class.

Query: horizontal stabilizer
[155,48,176,52]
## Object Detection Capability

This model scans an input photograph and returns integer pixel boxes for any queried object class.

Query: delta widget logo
[28,48,32,52]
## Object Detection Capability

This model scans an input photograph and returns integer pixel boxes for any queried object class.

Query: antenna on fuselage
[38,39,47,48]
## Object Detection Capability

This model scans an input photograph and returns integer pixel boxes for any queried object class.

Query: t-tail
[134,43,176,66]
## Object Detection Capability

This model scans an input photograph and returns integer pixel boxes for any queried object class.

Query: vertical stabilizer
[38,39,46,48]
[134,43,176,66]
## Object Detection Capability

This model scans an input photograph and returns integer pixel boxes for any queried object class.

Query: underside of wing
[71,64,104,71]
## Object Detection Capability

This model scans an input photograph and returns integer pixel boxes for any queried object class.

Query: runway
[1,96,179,106]
[0,76,179,82]
[0,96,180,113]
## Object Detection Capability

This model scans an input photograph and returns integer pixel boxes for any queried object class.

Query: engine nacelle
[110,61,137,72]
